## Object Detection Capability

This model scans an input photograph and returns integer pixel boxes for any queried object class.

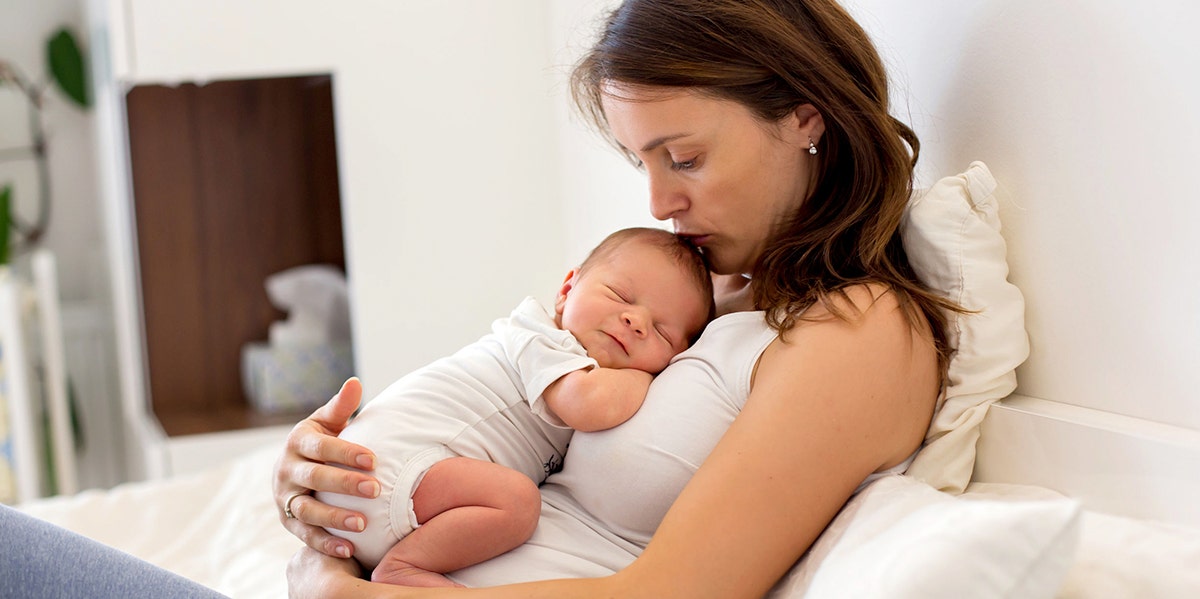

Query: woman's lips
[678,233,710,247]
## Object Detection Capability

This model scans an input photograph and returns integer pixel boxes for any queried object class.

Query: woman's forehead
[601,87,752,144]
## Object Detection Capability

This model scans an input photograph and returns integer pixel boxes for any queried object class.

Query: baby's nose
[623,312,648,335]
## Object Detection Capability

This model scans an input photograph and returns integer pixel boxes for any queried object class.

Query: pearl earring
[808,138,818,155]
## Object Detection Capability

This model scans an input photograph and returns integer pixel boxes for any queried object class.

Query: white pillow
[768,475,1082,599]
[901,161,1030,493]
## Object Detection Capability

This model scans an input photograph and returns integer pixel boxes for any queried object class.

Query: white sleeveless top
[449,310,914,586]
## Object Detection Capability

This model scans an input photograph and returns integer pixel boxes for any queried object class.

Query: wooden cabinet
[125,75,344,436]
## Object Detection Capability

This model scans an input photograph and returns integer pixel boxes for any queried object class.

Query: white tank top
[546,310,777,548]
[449,310,914,585]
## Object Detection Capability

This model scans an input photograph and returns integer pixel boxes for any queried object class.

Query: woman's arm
[274,378,383,558]
[293,285,939,599]
[542,367,653,432]
[613,286,939,598]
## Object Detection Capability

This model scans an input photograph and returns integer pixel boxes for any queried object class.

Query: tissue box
[241,341,354,414]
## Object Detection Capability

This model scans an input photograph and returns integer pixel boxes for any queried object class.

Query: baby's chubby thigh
[316,444,457,569]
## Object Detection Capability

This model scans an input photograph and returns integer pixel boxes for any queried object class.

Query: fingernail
[356,454,375,470]
[345,516,365,532]
[335,544,351,558]
[358,480,380,498]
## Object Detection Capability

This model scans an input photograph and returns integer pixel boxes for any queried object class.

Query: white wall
[108,0,569,399]
[0,0,107,303]
[90,0,1199,477]
[550,0,1200,433]
[547,0,661,267]
[838,0,1200,431]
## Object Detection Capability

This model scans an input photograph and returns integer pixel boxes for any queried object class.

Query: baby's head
[554,227,714,373]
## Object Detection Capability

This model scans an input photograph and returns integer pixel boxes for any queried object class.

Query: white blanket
[19,444,1200,598]
[19,445,299,599]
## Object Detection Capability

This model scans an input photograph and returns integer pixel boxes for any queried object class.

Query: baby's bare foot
[371,560,464,588]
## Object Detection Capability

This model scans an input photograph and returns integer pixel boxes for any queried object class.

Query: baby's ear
[554,269,578,316]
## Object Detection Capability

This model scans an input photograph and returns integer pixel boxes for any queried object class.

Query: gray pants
[0,504,228,598]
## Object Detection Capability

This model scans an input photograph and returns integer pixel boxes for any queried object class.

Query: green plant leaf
[47,28,89,108]
[0,184,10,264]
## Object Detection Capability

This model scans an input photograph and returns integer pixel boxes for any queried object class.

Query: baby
[316,227,714,587]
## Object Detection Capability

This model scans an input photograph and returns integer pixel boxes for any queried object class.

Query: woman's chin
[705,258,749,277]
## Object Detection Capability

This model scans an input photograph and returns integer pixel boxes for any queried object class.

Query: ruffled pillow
[901,161,1030,493]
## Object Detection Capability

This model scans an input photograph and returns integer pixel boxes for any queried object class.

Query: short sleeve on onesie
[495,297,598,426]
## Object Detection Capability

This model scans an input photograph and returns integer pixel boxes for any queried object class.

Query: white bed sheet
[965,482,1200,598]
[18,446,1200,598]
[18,445,299,599]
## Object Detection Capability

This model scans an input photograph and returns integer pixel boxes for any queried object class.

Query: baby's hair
[579,227,716,336]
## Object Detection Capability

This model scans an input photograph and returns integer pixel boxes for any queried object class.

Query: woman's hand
[274,377,381,558]
[287,547,364,599]
[289,547,463,599]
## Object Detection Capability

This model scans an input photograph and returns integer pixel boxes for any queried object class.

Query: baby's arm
[542,367,652,432]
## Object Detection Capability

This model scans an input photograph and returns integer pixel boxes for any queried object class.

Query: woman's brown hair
[570,0,964,372]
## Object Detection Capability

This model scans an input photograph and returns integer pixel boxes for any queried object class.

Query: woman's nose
[648,171,687,221]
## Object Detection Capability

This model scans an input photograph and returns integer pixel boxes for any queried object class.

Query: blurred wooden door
[125,75,345,436]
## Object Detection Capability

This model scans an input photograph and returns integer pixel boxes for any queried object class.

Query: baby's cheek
[586,346,617,369]
[642,347,674,374]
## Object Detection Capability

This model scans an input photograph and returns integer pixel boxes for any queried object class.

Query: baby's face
[556,242,710,373]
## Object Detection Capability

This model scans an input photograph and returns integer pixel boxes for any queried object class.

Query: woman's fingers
[286,492,368,532]
[272,377,381,559]
[287,460,381,499]
[287,421,375,471]
[290,378,376,470]
[311,378,365,435]
[283,509,357,558]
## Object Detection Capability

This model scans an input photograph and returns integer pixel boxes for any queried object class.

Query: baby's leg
[371,457,541,587]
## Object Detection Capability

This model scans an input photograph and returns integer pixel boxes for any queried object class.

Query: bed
[16,437,1200,599]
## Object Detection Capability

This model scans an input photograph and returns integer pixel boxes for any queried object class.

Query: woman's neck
[712,273,756,316]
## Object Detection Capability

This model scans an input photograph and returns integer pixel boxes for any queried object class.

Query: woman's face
[601,86,820,275]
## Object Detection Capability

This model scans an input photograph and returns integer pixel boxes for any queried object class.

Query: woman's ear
[790,104,825,145]
[554,269,578,316]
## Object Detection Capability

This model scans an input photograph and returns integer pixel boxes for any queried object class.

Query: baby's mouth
[605,331,628,354]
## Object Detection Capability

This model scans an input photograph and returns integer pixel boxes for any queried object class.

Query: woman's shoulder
[753,282,938,466]
[801,282,911,324]
[772,282,933,369]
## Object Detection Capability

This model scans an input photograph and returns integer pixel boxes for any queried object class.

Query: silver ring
[284,491,308,519]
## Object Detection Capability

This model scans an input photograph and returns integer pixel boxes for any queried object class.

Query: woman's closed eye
[670,157,698,171]
[666,148,701,169]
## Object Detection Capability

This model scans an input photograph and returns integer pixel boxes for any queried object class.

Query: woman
[278,0,960,596]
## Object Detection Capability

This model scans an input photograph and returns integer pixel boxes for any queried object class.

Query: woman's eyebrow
[640,133,691,152]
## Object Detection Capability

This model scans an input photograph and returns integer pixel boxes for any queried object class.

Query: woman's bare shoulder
[753,282,938,468]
